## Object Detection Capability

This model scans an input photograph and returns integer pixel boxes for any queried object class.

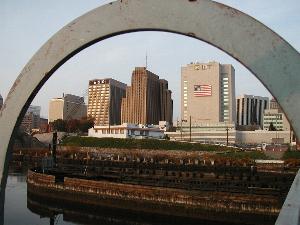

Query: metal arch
[0,0,299,222]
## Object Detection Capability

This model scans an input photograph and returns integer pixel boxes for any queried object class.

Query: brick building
[121,67,173,125]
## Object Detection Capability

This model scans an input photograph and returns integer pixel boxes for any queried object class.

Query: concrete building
[48,94,87,123]
[263,98,291,131]
[263,109,290,131]
[181,62,235,126]
[121,67,173,125]
[88,123,165,139]
[159,79,173,125]
[167,123,236,144]
[0,94,3,110]
[236,94,269,128]
[166,129,291,144]
[88,78,126,126]
[20,105,41,133]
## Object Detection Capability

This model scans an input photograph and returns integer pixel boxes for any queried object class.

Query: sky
[0,0,299,119]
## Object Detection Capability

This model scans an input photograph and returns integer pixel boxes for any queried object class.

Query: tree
[269,122,277,131]
[51,119,67,132]
[78,117,94,133]
[66,119,80,133]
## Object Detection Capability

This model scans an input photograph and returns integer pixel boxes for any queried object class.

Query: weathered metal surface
[0,0,299,223]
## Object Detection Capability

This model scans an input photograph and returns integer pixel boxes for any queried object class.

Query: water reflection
[4,165,73,225]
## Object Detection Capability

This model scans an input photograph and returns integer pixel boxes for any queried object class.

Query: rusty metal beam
[0,0,299,223]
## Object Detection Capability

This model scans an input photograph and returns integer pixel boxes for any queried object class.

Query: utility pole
[189,115,192,142]
[290,124,292,145]
[52,132,57,166]
[226,126,229,146]
[180,119,183,140]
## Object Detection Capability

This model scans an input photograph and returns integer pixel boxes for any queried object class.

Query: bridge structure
[0,0,299,224]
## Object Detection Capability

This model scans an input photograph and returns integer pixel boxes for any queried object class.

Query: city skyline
[0,0,299,119]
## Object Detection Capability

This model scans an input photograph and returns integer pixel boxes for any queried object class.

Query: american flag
[194,84,212,97]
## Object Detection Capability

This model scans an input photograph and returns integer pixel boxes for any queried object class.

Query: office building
[181,61,235,125]
[20,105,41,132]
[236,94,269,128]
[121,67,173,125]
[159,79,173,125]
[263,99,290,131]
[88,78,126,126]
[48,94,87,123]
[0,94,3,110]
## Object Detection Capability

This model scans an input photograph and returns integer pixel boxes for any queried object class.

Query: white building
[263,109,290,131]
[88,123,165,139]
[166,129,291,144]
[236,94,269,128]
[166,123,236,144]
[263,98,291,131]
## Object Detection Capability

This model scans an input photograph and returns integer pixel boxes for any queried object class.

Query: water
[4,169,75,225]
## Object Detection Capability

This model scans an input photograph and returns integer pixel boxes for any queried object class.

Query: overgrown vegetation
[61,136,235,152]
[219,151,268,160]
[282,150,300,159]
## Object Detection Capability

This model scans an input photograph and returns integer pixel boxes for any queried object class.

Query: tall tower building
[236,94,269,128]
[48,94,87,123]
[181,62,235,125]
[159,79,173,124]
[121,67,173,125]
[88,78,126,126]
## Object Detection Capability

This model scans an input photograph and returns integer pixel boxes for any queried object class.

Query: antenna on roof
[145,52,148,69]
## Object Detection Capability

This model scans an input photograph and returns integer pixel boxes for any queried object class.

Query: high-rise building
[0,94,3,110]
[88,78,126,126]
[181,62,235,125]
[48,94,87,123]
[121,67,173,125]
[263,98,290,131]
[159,79,173,124]
[20,105,41,132]
[236,94,269,128]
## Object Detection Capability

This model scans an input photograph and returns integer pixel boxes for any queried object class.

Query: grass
[218,151,268,160]
[61,136,235,152]
[282,150,300,160]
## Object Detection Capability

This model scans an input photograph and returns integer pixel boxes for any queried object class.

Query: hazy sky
[0,0,299,119]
